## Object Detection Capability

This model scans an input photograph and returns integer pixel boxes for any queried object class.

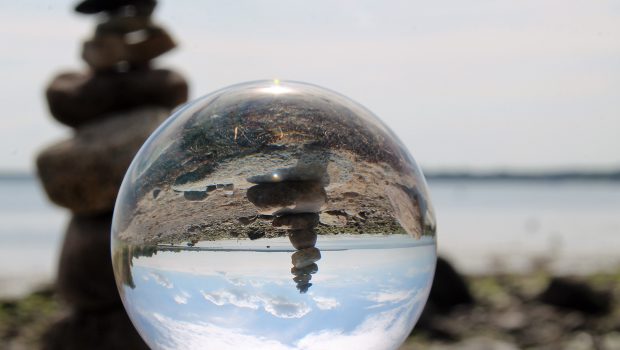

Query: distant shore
[2,169,620,182]
[425,169,620,182]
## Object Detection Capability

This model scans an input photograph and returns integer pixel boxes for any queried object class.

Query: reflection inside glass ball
[112,80,437,350]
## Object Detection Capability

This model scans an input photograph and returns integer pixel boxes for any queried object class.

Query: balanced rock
[42,308,148,350]
[272,213,319,230]
[37,107,170,214]
[247,149,330,185]
[291,247,321,269]
[288,229,318,250]
[46,69,187,127]
[246,181,327,215]
[57,214,120,310]
[82,26,175,71]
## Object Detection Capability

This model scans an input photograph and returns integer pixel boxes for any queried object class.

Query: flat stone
[246,181,327,215]
[272,213,319,230]
[247,148,330,184]
[56,214,120,310]
[183,190,208,201]
[42,307,148,350]
[287,229,318,250]
[37,107,169,214]
[75,0,156,15]
[291,263,318,275]
[82,26,175,71]
[94,15,152,36]
[291,247,321,269]
[293,275,312,284]
[46,69,187,127]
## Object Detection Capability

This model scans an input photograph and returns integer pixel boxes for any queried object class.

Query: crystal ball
[112,80,437,350]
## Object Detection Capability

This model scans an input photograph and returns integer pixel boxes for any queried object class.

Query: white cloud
[312,296,340,310]
[138,291,425,350]
[296,295,423,350]
[365,289,415,305]
[148,312,293,350]
[148,272,174,289]
[173,291,191,305]
[264,298,312,319]
[201,290,260,310]
[201,289,311,319]
[131,272,434,349]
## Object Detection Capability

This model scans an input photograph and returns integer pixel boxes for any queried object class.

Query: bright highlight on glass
[111,80,437,350]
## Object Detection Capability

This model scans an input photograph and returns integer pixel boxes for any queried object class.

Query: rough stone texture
[46,69,187,127]
[291,247,321,269]
[82,26,175,71]
[247,181,327,216]
[42,308,148,350]
[272,213,319,230]
[287,229,318,250]
[37,107,170,214]
[57,214,120,310]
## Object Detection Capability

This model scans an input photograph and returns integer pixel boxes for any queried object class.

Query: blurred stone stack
[36,0,188,348]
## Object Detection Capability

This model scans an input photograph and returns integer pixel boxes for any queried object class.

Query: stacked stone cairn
[246,150,329,293]
[36,0,188,348]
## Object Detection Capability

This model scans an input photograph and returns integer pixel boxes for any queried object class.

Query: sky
[121,238,436,349]
[1,0,619,172]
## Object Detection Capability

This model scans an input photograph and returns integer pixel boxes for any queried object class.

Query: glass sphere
[112,80,437,350]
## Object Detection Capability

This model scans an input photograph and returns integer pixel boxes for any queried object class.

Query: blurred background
[1,0,619,349]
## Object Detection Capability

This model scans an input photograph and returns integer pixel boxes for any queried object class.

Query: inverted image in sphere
[112,80,437,350]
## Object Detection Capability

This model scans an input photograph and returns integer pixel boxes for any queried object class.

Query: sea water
[115,235,436,350]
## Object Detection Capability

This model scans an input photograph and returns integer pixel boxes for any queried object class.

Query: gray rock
[291,263,318,275]
[183,190,208,201]
[246,181,327,215]
[428,256,474,313]
[247,147,330,184]
[75,0,156,15]
[287,229,318,250]
[272,213,319,230]
[82,26,175,71]
[538,277,612,315]
[291,247,321,269]
[94,15,153,36]
[42,307,148,350]
[46,69,187,127]
[56,214,120,310]
[37,107,169,214]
